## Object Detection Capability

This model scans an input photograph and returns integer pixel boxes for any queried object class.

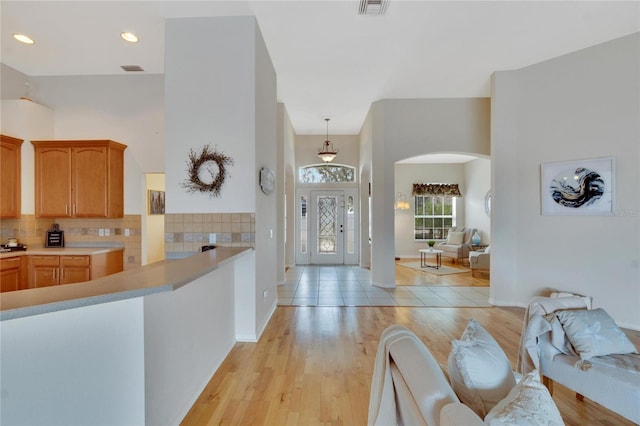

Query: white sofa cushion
[555,308,637,360]
[485,370,563,426]
[448,319,516,417]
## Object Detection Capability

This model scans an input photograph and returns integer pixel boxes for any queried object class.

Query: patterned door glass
[317,196,337,253]
[300,196,307,254]
[347,195,354,254]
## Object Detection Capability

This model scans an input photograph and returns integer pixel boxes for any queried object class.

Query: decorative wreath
[181,145,234,197]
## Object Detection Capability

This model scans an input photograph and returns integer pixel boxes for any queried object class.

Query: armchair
[469,246,490,277]
[434,227,476,263]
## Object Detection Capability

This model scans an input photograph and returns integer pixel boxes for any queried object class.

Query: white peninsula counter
[0,247,265,426]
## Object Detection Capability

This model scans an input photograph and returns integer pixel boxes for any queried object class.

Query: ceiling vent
[121,65,144,72]
[358,0,388,15]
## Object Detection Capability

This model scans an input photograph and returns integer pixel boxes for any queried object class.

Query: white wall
[164,17,256,214]
[491,33,639,329]
[358,110,373,268]
[295,134,360,172]
[253,22,279,333]
[280,104,297,270]
[144,263,235,425]
[464,158,491,244]
[164,16,276,337]
[0,98,54,214]
[394,163,466,258]
[0,298,146,425]
[0,63,30,100]
[369,98,491,287]
[12,74,163,215]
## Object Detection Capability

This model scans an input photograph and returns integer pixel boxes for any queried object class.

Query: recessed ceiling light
[13,34,34,44]
[120,32,139,43]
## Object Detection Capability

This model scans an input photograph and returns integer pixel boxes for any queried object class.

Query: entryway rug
[397,261,469,276]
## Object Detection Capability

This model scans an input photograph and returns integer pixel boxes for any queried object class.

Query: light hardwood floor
[182,305,639,425]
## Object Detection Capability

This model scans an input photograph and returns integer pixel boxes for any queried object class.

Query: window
[299,164,355,183]
[414,195,456,240]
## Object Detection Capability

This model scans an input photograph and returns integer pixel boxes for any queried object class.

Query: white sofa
[369,324,564,425]
[519,295,640,424]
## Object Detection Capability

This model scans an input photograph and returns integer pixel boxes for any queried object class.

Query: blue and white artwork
[541,157,614,215]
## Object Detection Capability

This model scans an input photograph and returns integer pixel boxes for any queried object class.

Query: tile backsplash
[164,213,255,253]
[0,215,141,270]
[1,212,254,265]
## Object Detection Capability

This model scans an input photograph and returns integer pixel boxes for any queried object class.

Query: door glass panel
[317,196,337,254]
[347,196,354,254]
[300,196,307,254]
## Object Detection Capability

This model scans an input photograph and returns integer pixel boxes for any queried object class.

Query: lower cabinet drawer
[61,255,90,267]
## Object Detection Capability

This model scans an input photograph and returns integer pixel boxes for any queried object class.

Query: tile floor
[278,265,491,307]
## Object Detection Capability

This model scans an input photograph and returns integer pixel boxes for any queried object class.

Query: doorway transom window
[299,164,355,183]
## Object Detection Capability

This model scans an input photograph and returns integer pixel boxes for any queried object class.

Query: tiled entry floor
[278,265,491,307]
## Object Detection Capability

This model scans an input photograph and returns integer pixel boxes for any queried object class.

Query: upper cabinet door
[34,145,73,218]
[32,140,126,218]
[0,135,24,219]
[73,146,108,217]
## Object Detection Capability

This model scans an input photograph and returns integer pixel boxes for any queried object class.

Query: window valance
[412,183,462,196]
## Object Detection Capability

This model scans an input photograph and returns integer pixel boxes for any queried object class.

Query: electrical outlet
[124,228,130,237]
[104,228,110,236]
[263,289,269,300]
[98,228,105,237]
[209,233,216,244]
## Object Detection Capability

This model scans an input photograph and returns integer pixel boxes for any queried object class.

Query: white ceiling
[2,1,639,135]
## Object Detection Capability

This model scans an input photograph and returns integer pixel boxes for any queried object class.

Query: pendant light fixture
[318,118,338,163]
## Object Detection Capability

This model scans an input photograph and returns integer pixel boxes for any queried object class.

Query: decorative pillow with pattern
[485,370,563,426]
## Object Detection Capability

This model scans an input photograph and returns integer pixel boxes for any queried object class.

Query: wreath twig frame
[181,144,234,198]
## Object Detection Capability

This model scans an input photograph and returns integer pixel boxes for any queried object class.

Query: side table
[419,248,443,269]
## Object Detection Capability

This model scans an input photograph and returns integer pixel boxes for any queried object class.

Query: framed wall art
[148,190,165,215]
[541,157,614,216]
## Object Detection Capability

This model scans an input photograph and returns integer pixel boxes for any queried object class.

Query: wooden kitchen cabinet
[0,256,27,292]
[28,255,63,288]
[29,255,91,287]
[27,251,123,289]
[1,135,24,219]
[32,140,126,218]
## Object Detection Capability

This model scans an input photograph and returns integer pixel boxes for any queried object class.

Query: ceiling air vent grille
[358,0,388,15]
[121,65,144,72]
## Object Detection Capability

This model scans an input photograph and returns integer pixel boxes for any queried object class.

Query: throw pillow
[447,319,516,418]
[485,370,563,426]
[446,231,464,245]
[555,308,637,360]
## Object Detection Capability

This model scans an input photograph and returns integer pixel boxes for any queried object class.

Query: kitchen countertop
[0,246,124,259]
[0,246,252,321]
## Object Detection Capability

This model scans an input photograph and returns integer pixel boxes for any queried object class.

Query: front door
[309,191,344,264]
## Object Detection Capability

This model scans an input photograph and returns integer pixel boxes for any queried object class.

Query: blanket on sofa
[517,294,591,375]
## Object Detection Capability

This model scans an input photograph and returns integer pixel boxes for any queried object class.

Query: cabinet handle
[53,268,57,280]
[66,205,69,215]
[73,204,76,216]
[61,268,65,279]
